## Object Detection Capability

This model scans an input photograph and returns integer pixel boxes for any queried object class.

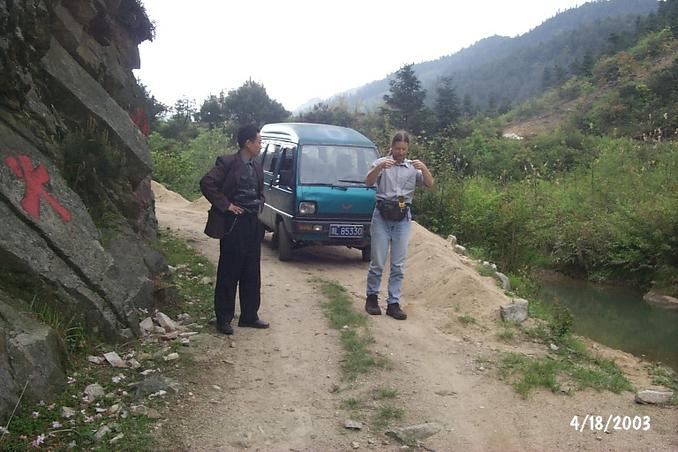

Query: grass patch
[372,405,404,429]
[153,231,215,320]
[497,326,515,341]
[373,388,399,400]
[340,398,364,410]
[313,279,387,380]
[458,314,477,325]
[499,349,633,398]
[475,264,496,278]
[647,364,678,405]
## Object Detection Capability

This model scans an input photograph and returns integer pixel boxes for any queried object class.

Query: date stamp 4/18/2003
[570,415,651,432]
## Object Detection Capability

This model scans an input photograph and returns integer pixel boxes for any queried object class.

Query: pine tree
[434,76,460,131]
[383,64,428,133]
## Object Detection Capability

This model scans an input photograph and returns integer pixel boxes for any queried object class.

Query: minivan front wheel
[277,221,293,261]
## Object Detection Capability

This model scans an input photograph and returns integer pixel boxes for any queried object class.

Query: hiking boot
[365,294,381,315]
[386,303,407,320]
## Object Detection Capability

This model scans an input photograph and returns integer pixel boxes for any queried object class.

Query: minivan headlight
[298,201,316,215]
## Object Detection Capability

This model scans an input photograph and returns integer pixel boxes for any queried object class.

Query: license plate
[329,224,363,238]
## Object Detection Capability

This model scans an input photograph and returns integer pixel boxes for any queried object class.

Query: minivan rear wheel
[361,246,371,262]
[278,221,293,261]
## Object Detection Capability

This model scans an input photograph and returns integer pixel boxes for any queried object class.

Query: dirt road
[152,182,677,451]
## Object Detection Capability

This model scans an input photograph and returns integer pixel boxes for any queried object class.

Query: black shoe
[386,303,407,320]
[238,319,269,329]
[365,294,381,315]
[217,323,233,335]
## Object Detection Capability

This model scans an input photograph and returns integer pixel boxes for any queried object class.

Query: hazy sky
[134,0,585,111]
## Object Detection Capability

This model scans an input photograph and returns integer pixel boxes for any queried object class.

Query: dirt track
[152,182,677,451]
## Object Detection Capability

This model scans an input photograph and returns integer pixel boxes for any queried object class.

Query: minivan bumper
[291,218,371,247]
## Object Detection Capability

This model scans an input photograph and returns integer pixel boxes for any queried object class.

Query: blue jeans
[366,209,412,305]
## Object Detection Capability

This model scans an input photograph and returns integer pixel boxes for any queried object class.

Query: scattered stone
[643,291,678,309]
[83,384,105,402]
[549,343,560,352]
[495,272,511,291]
[386,423,442,443]
[152,326,166,334]
[95,425,111,442]
[200,277,212,285]
[130,405,148,416]
[345,419,363,430]
[212,385,222,391]
[164,352,179,362]
[635,390,674,405]
[139,317,154,333]
[140,369,156,376]
[500,298,529,323]
[180,338,190,347]
[148,390,167,399]
[351,441,360,449]
[108,404,121,415]
[127,359,141,370]
[155,312,178,332]
[87,355,104,365]
[179,332,199,338]
[103,352,127,368]
[109,433,124,444]
[61,406,76,419]
[134,376,180,399]
[434,390,457,397]
[161,331,180,341]
[454,244,467,256]
[446,235,457,246]
[177,313,191,321]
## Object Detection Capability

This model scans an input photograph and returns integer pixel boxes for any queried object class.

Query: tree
[198,93,226,129]
[433,76,460,131]
[223,79,289,126]
[382,64,428,133]
[462,94,475,117]
[136,80,168,131]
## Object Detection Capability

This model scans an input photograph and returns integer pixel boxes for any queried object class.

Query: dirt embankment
[152,181,677,451]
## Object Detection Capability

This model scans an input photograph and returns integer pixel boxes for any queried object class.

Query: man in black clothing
[200,125,269,335]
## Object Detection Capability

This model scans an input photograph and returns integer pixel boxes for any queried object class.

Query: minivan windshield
[299,145,379,186]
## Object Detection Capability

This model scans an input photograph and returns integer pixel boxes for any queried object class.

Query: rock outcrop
[0,0,163,419]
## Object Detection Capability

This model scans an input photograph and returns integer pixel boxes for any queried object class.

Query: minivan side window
[277,146,296,187]
[262,144,281,173]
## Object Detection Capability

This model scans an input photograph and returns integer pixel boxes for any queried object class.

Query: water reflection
[538,275,678,372]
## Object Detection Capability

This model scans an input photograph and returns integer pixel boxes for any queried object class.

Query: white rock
[61,406,76,419]
[180,338,190,347]
[155,312,178,332]
[87,356,104,365]
[103,352,127,368]
[151,326,166,334]
[635,390,674,405]
[345,419,363,430]
[643,291,678,309]
[109,433,124,444]
[95,425,111,442]
[446,235,457,246]
[454,244,467,256]
[127,359,141,370]
[500,298,529,323]
[83,384,105,402]
[549,343,560,352]
[179,331,199,338]
[495,272,511,291]
[139,317,154,332]
[164,352,180,361]
[200,277,212,285]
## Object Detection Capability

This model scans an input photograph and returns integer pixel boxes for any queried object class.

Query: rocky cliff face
[0,0,164,418]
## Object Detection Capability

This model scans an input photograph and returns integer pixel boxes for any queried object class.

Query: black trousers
[214,213,261,325]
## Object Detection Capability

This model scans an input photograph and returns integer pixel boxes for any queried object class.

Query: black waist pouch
[377,200,409,221]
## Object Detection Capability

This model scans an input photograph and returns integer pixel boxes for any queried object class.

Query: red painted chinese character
[3,155,72,222]
[130,106,150,137]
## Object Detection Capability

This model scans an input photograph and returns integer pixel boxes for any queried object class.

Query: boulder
[454,244,467,256]
[635,390,674,405]
[0,298,67,416]
[643,291,678,309]
[500,298,529,322]
[495,272,511,291]
[386,423,442,443]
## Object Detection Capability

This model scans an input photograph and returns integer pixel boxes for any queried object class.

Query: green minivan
[257,123,379,261]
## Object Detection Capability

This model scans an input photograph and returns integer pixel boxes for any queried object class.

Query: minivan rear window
[299,145,379,186]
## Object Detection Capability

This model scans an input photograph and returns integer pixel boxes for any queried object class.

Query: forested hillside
[334,0,659,112]
[148,0,678,297]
